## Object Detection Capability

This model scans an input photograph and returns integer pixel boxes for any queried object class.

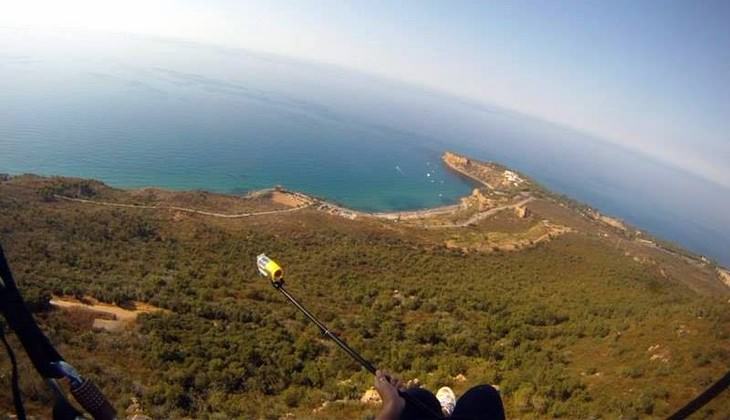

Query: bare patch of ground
[50,296,164,332]
[718,268,730,288]
[271,190,312,207]
[445,219,572,252]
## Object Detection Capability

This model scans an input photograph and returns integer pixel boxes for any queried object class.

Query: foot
[436,386,456,417]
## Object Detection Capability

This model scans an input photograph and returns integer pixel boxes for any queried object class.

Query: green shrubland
[0,177,728,418]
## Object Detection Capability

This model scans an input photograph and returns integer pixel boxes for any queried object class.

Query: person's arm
[374,370,406,420]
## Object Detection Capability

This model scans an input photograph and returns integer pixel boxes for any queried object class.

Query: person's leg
[399,388,444,420]
[450,385,505,420]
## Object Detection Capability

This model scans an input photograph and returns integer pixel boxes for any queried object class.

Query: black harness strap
[0,244,114,420]
[0,245,64,378]
[667,370,730,420]
[0,322,26,420]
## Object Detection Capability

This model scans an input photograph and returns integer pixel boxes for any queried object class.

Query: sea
[2,29,729,267]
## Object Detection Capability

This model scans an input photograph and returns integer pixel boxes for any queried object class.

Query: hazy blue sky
[2,0,729,187]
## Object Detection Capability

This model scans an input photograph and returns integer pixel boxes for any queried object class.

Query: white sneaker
[436,386,456,417]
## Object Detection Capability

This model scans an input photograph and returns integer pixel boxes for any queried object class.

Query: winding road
[423,196,534,228]
[55,195,310,218]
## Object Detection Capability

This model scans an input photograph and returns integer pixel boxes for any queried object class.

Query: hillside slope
[0,158,728,418]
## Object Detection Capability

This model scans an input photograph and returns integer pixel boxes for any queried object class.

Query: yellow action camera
[257,254,283,284]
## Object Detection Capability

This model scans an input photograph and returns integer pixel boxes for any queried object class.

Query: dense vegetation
[0,177,728,418]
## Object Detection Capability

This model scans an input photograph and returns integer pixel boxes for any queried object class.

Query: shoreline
[6,152,728,271]
[34,181,730,290]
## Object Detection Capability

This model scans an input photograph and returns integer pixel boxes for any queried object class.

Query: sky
[2,0,729,188]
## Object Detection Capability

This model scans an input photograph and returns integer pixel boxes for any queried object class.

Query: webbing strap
[0,245,63,378]
[667,371,730,419]
[0,323,26,420]
[0,243,17,290]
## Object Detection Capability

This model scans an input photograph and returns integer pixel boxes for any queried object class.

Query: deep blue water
[1,30,729,267]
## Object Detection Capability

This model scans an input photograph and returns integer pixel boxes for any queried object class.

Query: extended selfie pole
[257,254,443,419]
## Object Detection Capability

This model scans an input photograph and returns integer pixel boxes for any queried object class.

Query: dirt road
[424,196,534,228]
[55,194,310,218]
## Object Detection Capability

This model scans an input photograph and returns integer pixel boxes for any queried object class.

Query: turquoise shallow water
[0,74,473,212]
[2,31,730,266]
[0,47,473,211]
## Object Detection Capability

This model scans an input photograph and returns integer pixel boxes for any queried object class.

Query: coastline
[5,151,728,276]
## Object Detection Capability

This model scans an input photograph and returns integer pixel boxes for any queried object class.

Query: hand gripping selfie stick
[257,254,442,419]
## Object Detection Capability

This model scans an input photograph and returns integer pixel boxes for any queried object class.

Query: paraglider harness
[0,244,116,420]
